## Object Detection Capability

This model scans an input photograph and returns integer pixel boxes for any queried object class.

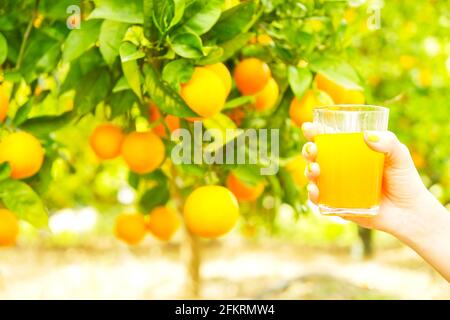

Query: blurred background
[0,0,449,299]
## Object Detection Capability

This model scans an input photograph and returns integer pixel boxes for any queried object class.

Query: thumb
[364,131,414,169]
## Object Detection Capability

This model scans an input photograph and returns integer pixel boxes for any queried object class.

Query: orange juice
[316,132,384,214]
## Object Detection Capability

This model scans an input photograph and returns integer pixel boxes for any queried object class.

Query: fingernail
[366,133,380,142]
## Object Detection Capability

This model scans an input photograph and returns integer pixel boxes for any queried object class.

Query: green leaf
[206,0,257,42]
[152,0,176,34]
[13,98,34,126]
[231,165,265,186]
[162,59,194,89]
[89,0,143,23]
[197,32,254,65]
[143,0,159,41]
[0,179,48,228]
[224,95,255,110]
[278,168,303,215]
[170,32,204,58]
[99,20,129,65]
[144,64,198,117]
[108,90,136,118]
[0,163,12,181]
[288,66,312,99]
[309,56,363,90]
[203,113,240,152]
[63,19,102,63]
[35,43,62,73]
[112,76,130,92]
[20,111,76,137]
[138,180,170,213]
[182,0,223,35]
[120,43,143,99]
[0,32,7,65]
[74,68,112,114]
[119,41,145,62]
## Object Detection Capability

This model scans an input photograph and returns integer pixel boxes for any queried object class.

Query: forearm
[395,191,450,282]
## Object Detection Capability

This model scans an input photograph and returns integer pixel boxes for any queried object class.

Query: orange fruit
[226,173,265,202]
[315,73,365,104]
[184,185,239,239]
[0,209,19,247]
[289,90,320,127]
[0,85,9,122]
[114,213,147,245]
[250,34,274,45]
[285,156,308,187]
[0,132,44,179]
[89,124,124,160]
[234,58,271,95]
[149,104,180,138]
[254,77,279,111]
[181,67,227,118]
[205,63,232,97]
[121,131,165,174]
[147,206,181,241]
[227,108,246,127]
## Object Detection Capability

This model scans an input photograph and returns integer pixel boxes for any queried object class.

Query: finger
[304,162,320,181]
[364,131,414,169]
[302,142,317,162]
[307,183,319,204]
[301,122,318,141]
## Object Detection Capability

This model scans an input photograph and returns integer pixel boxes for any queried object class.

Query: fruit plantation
[0,0,449,298]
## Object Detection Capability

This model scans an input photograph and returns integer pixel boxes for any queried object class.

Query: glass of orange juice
[313,105,389,216]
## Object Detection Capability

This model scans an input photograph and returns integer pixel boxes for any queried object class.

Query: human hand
[301,122,432,238]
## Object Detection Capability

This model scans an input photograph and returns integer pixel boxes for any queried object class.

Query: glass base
[318,204,379,217]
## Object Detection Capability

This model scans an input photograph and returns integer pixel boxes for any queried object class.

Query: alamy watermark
[170,122,280,176]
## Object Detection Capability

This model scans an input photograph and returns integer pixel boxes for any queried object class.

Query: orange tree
[0,0,370,294]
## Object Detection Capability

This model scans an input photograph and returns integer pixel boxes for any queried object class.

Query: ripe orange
[285,156,308,187]
[205,63,232,97]
[289,90,319,127]
[249,34,274,45]
[184,185,239,239]
[147,206,181,241]
[234,58,271,95]
[181,67,227,118]
[121,131,165,174]
[0,85,9,122]
[0,132,44,179]
[0,209,19,247]
[89,124,124,160]
[226,173,264,202]
[315,73,365,104]
[114,213,147,245]
[227,108,246,127]
[149,104,180,138]
[254,77,279,111]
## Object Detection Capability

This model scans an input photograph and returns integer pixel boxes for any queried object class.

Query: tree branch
[15,0,41,70]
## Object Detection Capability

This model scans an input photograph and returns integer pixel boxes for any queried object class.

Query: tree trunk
[358,227,374,258]
[183,228,201,298]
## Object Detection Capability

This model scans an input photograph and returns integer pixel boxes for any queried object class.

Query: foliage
[0,0,448,233]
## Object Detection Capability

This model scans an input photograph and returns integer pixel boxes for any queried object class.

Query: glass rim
[313,104,389,114]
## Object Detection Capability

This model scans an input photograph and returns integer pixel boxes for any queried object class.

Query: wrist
[394,191,449,248]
